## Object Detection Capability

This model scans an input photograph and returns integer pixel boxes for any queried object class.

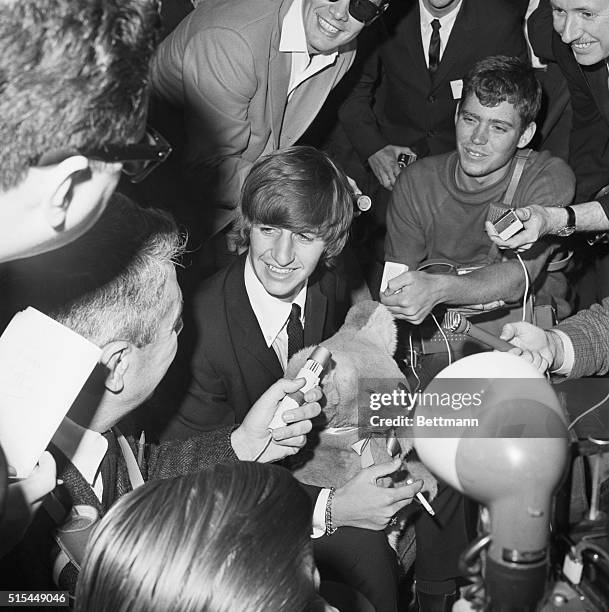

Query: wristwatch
[556,205,576,237]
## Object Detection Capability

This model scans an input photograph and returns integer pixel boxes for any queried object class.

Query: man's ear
[43,156,90,229]
[517,121,537,149]
[100,341,134,394]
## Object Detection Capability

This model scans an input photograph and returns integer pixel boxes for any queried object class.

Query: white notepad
[0,307,102,477]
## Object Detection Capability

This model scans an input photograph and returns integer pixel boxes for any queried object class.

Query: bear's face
[285,301,407,429]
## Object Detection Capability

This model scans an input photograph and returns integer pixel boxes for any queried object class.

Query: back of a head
[75,463,316,612]
[1,193,184,348]
[235,145,355,265]
[461,55,542,128]
[0,0,161,191]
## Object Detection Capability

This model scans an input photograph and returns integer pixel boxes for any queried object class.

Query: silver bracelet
[325,486,337,535]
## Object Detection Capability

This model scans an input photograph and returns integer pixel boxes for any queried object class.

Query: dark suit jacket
[161,255,350,441]
[550,26,609,211]
[337,0,527,166]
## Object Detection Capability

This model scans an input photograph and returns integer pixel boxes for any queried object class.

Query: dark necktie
[287,303,304,361]
[428,19,441,75]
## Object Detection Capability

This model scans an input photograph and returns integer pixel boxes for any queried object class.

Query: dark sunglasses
[329,0,389,25]
[34,127,172,184]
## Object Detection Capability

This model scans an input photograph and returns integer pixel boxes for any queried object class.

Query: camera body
[490,208,524,241]
[397,152,417,168]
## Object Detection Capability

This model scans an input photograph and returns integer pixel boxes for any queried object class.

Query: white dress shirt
[280,0,338,99]
[243,255,329,536]
[419,0,463,68]
[244,255,307,371]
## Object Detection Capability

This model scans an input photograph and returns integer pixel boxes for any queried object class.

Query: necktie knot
[431,18,441,32]
[287,303,304,362]
[290,303,301,320]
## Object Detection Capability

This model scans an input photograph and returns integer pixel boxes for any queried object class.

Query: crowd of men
[1,0,609,611]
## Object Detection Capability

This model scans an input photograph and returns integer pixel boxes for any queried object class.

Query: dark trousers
[413,481,479,596]
[314,527,400,612]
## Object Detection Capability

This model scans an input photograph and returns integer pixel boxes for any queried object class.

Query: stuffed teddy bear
[285,300,437,559]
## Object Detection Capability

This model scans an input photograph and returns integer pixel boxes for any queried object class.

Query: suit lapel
[430,0,471,89]
[225,257,284,380]
[51,446,105,515]
[268,30,291,148]
[581,62,609,126]
[404,3,431,89]
[280,50,353,146]
[304,276,328,346]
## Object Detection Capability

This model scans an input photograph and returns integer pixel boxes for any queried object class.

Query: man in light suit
[150,0,389,240]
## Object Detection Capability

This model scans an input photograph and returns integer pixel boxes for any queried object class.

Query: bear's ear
[360,303,398,355]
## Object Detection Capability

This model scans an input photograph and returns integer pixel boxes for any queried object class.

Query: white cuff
[550,330,574,376]
[312,488,331,538]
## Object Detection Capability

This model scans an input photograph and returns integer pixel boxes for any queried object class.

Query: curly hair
[460,55,542,130]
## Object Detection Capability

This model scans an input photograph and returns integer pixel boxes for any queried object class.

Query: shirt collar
[51,417,108,487]
[279,0,338,61]
[419,0,462,26]
[244,253,307,348]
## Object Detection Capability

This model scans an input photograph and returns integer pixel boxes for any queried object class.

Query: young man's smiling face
[248,225,326,301]
[455,92,535,189]
[551,0,609,66]
[302,0,382,55]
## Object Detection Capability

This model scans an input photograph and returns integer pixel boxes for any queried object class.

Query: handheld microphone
[268,346,332,430]
[442,311,515,352]
[356,195,372,212]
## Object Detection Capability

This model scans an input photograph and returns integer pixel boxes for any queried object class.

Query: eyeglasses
[34,127,172,184]
[329,0,389,25]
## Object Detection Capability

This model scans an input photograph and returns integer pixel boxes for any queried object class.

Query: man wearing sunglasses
[151,0,388,243]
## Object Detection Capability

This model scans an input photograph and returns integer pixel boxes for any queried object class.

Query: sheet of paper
[380,262,409,294]
[0,307,102,477]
